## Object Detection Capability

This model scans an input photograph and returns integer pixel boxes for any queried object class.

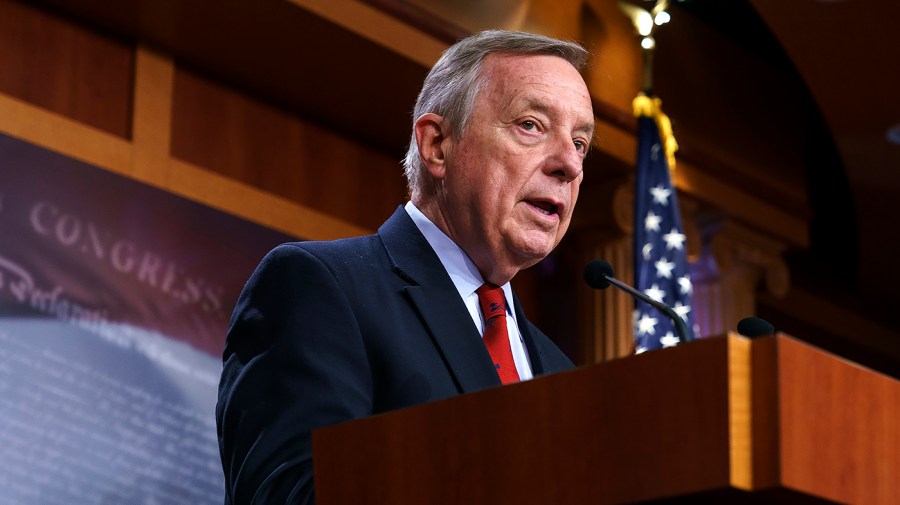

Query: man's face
[435,53,594,284]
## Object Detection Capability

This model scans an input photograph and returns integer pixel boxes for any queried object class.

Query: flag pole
[619,1,697,351]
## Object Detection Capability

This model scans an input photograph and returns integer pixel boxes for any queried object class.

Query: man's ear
[414,113,450,179]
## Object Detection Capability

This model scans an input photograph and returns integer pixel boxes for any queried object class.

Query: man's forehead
[481,52,574,79]
[480,53,588,98]
[480,54,594,130]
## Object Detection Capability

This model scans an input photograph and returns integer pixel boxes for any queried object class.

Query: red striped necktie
[475,283,520,385]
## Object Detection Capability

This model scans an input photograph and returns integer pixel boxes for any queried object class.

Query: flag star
[649,185,671,205]
[673,301,691,320]
[635,345,648,354]
[644,283,666,303]
[677,275,693,295]
[644,211,662,232]
[642,243,653,261]
[637,314,658,335]
[654,257,675,279]
[662,228,686,250]
[660,332,680,348]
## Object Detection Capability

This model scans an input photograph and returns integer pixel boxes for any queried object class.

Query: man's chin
[508,235,558,265]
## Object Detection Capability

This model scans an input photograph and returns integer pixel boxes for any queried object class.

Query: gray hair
[402,30,589,200]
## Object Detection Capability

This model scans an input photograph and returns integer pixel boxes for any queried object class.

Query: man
[217,30,595,504]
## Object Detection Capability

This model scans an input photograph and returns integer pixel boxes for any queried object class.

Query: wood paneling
[170,67,408,232]
[37,0,431,154]
[777,336,900,504]
[0,0,133,138]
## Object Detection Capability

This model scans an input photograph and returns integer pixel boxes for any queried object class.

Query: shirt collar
[404,202,516,316]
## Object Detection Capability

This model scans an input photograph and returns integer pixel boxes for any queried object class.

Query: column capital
[696,213,790,298]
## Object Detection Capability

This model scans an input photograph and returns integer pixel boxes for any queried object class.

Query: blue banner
[0,133,290,503]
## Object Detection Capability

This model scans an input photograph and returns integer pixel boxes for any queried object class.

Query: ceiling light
[636,11,654,35]
[619,2,655,36]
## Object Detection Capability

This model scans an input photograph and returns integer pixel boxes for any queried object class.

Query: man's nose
[544,135,584,182]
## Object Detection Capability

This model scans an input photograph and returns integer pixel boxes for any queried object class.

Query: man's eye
[574,140,586,152]
[520,120,537,131]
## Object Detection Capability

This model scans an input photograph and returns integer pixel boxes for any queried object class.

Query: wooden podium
[312,334,899,504]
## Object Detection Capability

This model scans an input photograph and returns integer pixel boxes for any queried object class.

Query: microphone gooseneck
[583,260,692,344]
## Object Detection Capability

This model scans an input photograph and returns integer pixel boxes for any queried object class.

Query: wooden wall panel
[170,66,408,232]
[0,0,133,139]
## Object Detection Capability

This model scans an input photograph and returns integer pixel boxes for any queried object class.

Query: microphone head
[583,260,615,290]
[737,316,775,338]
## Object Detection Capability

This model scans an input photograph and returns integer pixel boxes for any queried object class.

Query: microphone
[583,259,692,343]
[736,316,775,338]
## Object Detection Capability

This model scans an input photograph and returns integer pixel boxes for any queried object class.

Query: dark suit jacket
[216,207,574,504]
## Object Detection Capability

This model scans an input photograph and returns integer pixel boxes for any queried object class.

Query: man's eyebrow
[513,97,552,116]
[576,120,596,139]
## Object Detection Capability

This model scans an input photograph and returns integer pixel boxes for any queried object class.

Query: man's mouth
[527,199,560,216]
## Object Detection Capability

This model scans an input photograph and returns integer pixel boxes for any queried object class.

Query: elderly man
[217,29,595,504]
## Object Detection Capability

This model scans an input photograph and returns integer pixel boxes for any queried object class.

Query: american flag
[632,96,696,353]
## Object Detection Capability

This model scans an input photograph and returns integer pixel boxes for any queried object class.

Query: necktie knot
[476,283,506,320]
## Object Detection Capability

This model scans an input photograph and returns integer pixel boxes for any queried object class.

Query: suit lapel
[405,286,501,392]
[378,207,501,393]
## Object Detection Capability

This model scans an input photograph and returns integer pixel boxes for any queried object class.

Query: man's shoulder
[266,234,385,269]
[285,234,379,253]
[251,208,434,288]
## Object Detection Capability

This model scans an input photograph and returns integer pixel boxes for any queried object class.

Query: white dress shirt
[404,201,533,381]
